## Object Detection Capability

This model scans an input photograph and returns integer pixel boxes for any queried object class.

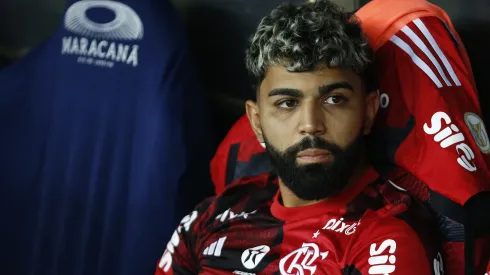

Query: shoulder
[345,184,442,270]
[344,202,441,274]
[358,203,440,250]
[348,173,442,256]
[362,173,440,247]
[194,174,278,226]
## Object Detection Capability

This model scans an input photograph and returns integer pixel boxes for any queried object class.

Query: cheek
[261,117,294,152]
[325,109,364,148]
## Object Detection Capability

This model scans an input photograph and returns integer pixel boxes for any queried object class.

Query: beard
[264,133,364,201]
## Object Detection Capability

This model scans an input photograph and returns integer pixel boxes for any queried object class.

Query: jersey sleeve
[346,212,440,275]
[371,15,490,213]
[155,197,214,275]
[368,13,490,274]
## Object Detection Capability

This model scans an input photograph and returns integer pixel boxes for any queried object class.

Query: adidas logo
[203,237,227,257]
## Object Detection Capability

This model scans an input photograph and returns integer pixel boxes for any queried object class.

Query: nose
[298,101,326,136]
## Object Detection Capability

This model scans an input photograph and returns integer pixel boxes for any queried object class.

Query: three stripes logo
[389,18,461,89]
[203,237,227,257]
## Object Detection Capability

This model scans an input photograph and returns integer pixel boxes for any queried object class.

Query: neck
[278,160,370,208]
[278,185,321,207]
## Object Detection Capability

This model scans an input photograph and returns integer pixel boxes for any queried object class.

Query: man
[155,1,441,274]
[210,1,490,273]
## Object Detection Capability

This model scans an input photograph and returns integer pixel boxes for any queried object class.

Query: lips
[296,149,331,157]
[296,149,332,164]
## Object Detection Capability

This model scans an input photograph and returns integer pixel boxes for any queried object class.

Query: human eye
[276,99,298,109]
[324,95,347,105]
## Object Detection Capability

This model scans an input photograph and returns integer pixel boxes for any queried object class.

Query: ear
[245,100,264,144]
[363,90,380,135]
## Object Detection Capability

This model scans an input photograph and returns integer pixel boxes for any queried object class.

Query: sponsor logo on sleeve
[158,211,198,272]
[464,112,490,154]
[368,239,397,275]
[423,111,477,172]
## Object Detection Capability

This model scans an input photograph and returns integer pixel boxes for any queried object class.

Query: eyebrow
[268,82,354,97]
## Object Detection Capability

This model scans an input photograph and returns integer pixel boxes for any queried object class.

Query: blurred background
[1,0,488,148]
[172,0,490,145]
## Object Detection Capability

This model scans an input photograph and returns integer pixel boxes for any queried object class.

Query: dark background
[0,0,488,147]
[170,0,490,145]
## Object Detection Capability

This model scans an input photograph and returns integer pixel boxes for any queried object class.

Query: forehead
[259,66,362,95]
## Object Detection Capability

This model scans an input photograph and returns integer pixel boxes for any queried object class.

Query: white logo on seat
[241,245,270,269]
[64,0,143,40]
[61,0,142,67]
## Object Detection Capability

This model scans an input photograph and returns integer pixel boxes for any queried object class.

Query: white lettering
[79,37,88,54]
[368,239,397,275]
[178,211,198,233]
[62,37,72,53]
[344,223,357,235]
[423,111,451,135]
[158,211,199,272]
[166,231,180,253]
[322,218,357,235]
[423,111,476,171]
[433,252,444,275]
[322,219,336,230]
[106,43,117,60]
[158,251,172,272]
[370,239,396,256]
[88,40,98,56]
[216,208,257,222]
[456,143,477,171]
[61,36,139,67]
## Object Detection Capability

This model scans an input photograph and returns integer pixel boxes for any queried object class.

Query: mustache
[285,136,343,156]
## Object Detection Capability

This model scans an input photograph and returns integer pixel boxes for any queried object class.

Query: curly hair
[245,0,373,85]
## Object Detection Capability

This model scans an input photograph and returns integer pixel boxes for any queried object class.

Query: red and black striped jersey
[210,2,490,272]
[155,168,442,275]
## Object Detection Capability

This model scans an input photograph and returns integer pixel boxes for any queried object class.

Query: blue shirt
[0,0,211,274]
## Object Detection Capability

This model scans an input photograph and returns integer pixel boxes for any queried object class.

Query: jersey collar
[270,168,379,221]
